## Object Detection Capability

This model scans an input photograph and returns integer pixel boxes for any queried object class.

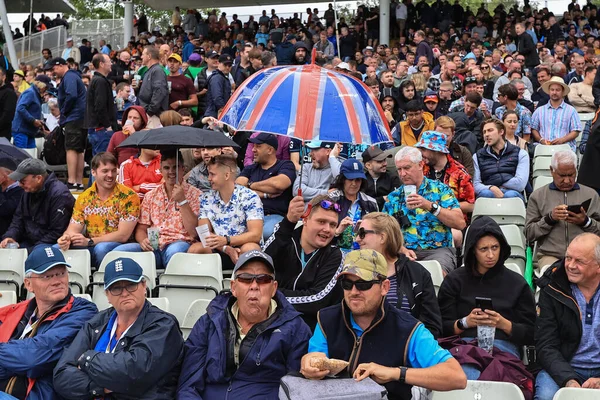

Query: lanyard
[106,318,135,353]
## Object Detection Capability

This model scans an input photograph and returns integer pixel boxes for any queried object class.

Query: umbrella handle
[298,140,305,197]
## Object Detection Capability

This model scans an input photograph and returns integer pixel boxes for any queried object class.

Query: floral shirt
[198,184,264,237]
[423,155,475,222]
[494,102,532,138]
[71,182,140,238]
[140,183,202,248]
[187,163,211,191]
[382,177,460,250]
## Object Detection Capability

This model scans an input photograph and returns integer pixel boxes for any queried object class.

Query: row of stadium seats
[431,380,596,399]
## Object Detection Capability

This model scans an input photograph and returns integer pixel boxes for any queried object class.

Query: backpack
[279,375,388,400]
[41,126,67,165]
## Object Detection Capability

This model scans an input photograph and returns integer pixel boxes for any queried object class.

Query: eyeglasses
[340,278,383,291]
[234,273,275,284]
[108,282,139,296]
[29,270,67,281]
[481,66,490,70]
[355,227,377,239]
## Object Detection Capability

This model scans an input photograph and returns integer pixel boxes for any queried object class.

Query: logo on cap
[45,247,54,258]
[115,260,123,272]
[353,163,359,170]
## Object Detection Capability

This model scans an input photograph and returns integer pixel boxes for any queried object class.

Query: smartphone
[475,297,493,312]
[567,198,592,214]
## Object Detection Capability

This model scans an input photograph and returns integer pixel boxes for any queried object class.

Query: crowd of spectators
[0,1,600,399]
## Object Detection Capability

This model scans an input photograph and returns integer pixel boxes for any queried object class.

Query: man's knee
[188,242,212,254]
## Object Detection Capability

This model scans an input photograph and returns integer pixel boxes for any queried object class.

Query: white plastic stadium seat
[578,112,595,122]
[432,380,525,400]
[0,248,28,297]
[181,299,211,339]
[533,144,572,159]
[61,249,91,294]
[553,387,600,399]
[91,251,157,311]
[472,198,527,227]
[533,157,552,179]
[73,293,92,302]
[499,225,526,269]
[158,253,222,324]
[505,263,523,276]
[533,176,553,192]
[0,290,17,307]
[417,260,444,296]
[148,297,170,312]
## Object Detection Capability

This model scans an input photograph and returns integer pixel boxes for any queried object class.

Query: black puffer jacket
[438,216,536,345]
[54,301,184,399]
[535,261,586,387]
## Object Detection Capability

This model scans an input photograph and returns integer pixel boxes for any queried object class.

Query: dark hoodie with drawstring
[437,216,536,346]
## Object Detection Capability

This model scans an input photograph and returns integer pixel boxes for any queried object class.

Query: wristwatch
[430,202,440,216]
[457,318,467,330]
[398,366,408,383]
[88,238,94,247]
[225,235,231,245]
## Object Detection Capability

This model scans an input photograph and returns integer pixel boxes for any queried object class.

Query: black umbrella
[117,125,239,150]
[0,138,32,170]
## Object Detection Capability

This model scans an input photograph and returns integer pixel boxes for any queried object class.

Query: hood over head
[463,216,511,275]
[122,105,148,129]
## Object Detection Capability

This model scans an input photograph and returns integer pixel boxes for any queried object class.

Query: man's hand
[566,379,582,388]
[406,193,432,211]
[550,137,566,145]
[33,120,43,128]
[286,196,306,223]
[140,237,154,252]
[172,184,185,203]
[335,216,354,236]
[225,246,241,263]
[353,362,400,384]
[582,378,600,389]
[57,235,71,250]
[0,238,16,248]
[490,186,504,198]
[331,143,342,158]
[400,246,417,261]
[566,207,587,226]
[122,124,136,136]
[205,234,226,250]
[481,309,511,332]
[300,353,330,380]
[552,205,569,221]
[70,233,89,247]
[170,101,180,110]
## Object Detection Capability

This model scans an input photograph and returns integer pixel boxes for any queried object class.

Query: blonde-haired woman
[355,212,442,337]
[11,78,48,149]
[410,72,427,98]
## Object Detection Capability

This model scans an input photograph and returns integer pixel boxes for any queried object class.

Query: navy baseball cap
[206,50,219,59]
[340,158,366,180]
[25,246,71,275]
[232,250,275,275]
[43,57,67,70]
[103,258,144,290]
[306,140,333,149]
[249,132,279,150]
[219,54,233,65]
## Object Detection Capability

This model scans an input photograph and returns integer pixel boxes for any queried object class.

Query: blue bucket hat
[25,246,71,275]
[103,258,144,290]
[414,131,449,154]
[340,158,367,180]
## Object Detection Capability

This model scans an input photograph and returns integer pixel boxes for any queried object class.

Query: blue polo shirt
[240,160,296,216]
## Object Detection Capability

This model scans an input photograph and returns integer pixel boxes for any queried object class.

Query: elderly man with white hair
[525,150,600,269]
[383,146,466,274]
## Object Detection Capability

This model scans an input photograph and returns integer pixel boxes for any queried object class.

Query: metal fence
[4,26,67,66]
[70,19,124,52]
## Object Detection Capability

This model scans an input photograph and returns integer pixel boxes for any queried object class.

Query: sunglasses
[355,227,377,239]
[302,199,342,218]
[340,278,383,291]
[235,273,275,284]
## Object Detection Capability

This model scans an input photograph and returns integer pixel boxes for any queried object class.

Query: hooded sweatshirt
[106,105,148,165]
[438,216,536,346]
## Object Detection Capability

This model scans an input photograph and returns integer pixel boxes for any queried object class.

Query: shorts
[63,120,87,152]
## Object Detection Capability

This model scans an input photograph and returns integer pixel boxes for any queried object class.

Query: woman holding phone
[437,215,536,379]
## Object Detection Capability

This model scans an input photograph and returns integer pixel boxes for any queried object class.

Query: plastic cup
[167,81,172,93]
[404,185,417,209]
[6,242,18,249]
[477,325,495,354]
[196,224,210,248]
[147,227,160,250]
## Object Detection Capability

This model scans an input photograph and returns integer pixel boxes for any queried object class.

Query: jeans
[478,188,525,202]
[55,242,122,269]
[113,241,191,269]
[88,128,113,156]
[535,367,600,400]
[12,132,35,148]
[263,214,284,241]
[460,338,520,380]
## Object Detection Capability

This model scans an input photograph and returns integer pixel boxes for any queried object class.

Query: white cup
[404,185,417,209]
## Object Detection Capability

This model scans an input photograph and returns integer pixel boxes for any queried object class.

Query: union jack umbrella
[219,61,393,146]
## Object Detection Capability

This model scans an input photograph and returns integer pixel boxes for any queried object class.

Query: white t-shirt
[396,3,407,20]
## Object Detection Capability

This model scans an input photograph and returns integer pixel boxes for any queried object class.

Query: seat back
[533,176,553,192]
[0,290,17,307]
[417,260,444,296]
[472,198,526,226]
[431,380,525,400]
[62,249,91,294]
[505,263,523,276]
[0,249,28,297]
[533,144,572,159]
[532,157,552,178]
[552,387,600,400]
[73,293,92,302]
[181,299,211,339]
[147,297,170,312]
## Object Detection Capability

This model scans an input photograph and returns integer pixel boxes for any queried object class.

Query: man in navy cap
[178,250,311,399]
[54,257,183,399]
[237,132,297,240]
[0,246,97,399]
[204,53,233,118]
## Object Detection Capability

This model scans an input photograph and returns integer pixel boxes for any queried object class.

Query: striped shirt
[386,274,411,312]
[531,100,582,151]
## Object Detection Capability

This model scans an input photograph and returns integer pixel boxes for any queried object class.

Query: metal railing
[4,26,67,66]
[70,19,124,52]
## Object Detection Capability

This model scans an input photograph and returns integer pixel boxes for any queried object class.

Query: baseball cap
[336,62,351,71]
[66,37,73,42]
[362,147,391,163]
[249,132,279,150]
[340,158,366,180]
[219,54,233,65]
[9,158,48,181]
[232,250,275,275]
[167,53,182,63]
[207,50,219,59]
[188,53,202,63]
[286,34,297,41]
[35,74,51,85]
[43,57,67,70]
[424,94,438,103]
[338,250,387,281]
[306,140,333,149]
[103,258,144,290]
[25,246,71,275]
